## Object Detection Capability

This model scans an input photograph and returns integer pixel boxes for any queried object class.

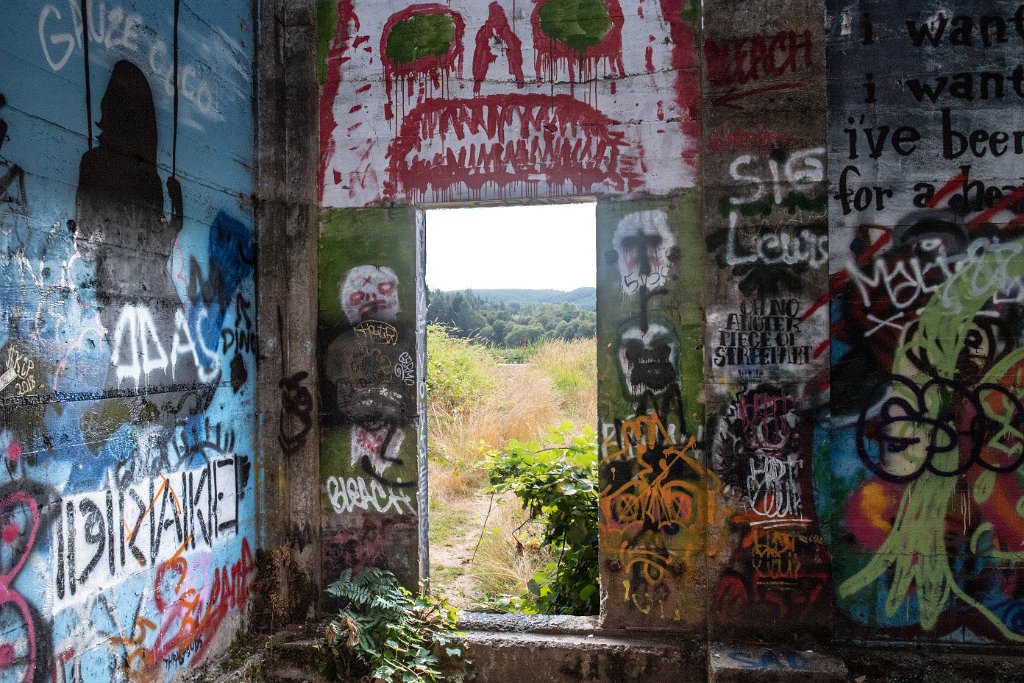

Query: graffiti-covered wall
[315,0,704,603]
[701,0,832,638]
[318,0,700,207]
[596,199,707,627]
[1,1,257,679]
[826,0,1024,644]
[318,208,422,591]
[315,0,1024,648]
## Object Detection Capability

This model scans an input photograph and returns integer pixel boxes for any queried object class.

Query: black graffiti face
[323,331,409,430]
[618,322,678,396]
[857,374,1024,482]
[902,317,1007,386]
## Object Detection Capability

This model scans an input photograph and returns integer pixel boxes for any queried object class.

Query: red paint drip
[381,4,465,122]
[531,0,625,90]
[384,93,640,202]
[659,0,701,145]
[6,442,21,463]
[473,2,525,94]
[318,0,359,200]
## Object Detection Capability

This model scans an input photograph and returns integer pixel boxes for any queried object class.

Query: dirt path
[428,363,550,609]
[429,488,496,609]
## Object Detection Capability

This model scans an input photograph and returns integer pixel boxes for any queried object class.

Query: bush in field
[484,421,599,615]
[425,324,495,412]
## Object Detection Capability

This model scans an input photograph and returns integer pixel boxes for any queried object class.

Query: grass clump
[469,494,550,603]
[426,324,495,413]
[530,338,597,424]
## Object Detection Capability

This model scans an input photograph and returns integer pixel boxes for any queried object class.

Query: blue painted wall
[0,1,257,680]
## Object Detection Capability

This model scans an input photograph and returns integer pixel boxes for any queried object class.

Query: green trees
[426,289,595,346]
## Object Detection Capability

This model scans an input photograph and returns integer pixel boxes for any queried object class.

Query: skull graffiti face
[339,265,400,324]
[612,210,676,294]
[618,321,678,397]
[320,0,698,206]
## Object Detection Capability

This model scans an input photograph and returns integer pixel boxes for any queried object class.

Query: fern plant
[323,567,471,683]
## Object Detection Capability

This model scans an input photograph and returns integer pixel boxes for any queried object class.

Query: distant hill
[449,287,596,310]
[427,287,596,346]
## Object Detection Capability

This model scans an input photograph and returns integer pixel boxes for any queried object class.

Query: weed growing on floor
[323,567,471,683]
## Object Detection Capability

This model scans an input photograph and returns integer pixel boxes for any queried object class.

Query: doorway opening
[422,201,600,615]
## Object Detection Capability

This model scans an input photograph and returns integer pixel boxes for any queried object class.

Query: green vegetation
[468,287,595,309]
[484,422,600,615]
[315,0,339,85]
[385,14,456,66]
[427,289,595,348]
[323,568,471,683]
[425,324,496,414]
[538,0,612,52]
[428,499,471,548]
[425,324,599,615]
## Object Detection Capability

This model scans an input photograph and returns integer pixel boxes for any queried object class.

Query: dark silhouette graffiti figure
[75,61,208,432]
[0,94,29,245]
[76,60,182,334]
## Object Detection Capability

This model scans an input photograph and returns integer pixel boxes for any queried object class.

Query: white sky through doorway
[425,203,597,291]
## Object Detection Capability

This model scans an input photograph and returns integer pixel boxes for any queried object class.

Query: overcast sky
[425,203,596,292]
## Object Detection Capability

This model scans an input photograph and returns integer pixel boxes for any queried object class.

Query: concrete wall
[826,0,1024,644]
[317,0,699,207]
[2,0,1016,677]
[316,0,1024,648]
[314,0,705,604]
[596,197,706,629]
[317,207,422,591]
[1,1,259,679]
[701,0,832,639]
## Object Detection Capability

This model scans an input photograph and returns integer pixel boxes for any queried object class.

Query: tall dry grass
[530,338,598,427]
[429,363,560,502]
[427,328,598,607]
[470,494,552,599]
[427,330,597,502]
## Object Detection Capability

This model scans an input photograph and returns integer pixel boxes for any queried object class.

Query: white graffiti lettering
[746,455,803,518]
[53,452,245,609]
[110,306,220,387]
[38,1,222,120]
[726,211,828,269]
[394,352,415,386]
[728,147,824,206]
[324,476,414,515]
[846,237,1024,317]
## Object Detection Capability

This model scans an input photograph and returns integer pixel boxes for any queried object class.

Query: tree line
[427,289,596,347]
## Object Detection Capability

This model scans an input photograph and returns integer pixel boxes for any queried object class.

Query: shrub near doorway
[485,422,600,615]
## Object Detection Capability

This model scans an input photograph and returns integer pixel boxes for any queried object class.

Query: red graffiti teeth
[385,94,640,202]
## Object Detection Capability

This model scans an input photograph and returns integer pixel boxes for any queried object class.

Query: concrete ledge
[458,611,600,634]
[464,629,705,683]
[708,643,847,683]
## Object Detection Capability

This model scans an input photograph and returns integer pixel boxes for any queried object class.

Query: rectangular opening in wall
[423,201,599,615]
